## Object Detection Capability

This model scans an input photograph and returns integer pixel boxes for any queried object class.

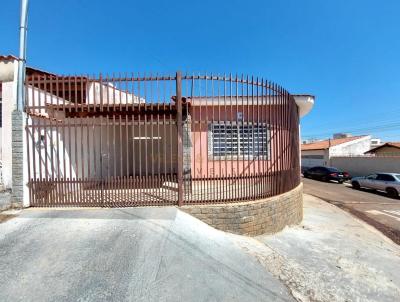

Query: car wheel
[352,181,360,189]
[338,180,344,184]
[321,176,328,182]
[386,188,399,198]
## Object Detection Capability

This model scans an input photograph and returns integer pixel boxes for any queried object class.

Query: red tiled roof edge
[301,135,368,151]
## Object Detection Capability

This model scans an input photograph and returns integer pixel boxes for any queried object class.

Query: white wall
[329,136,371,157]
[27,115,178,181]
[301,149,328,168]
[331,156,400,177]
[1,75,18,188]
[87,82,145,105]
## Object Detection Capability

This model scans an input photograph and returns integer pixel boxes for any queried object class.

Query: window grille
[210,123,269,158]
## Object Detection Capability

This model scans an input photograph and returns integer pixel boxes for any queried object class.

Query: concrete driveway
[0,207,293,302]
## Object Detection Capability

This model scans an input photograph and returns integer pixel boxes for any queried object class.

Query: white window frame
[208,122,270,160]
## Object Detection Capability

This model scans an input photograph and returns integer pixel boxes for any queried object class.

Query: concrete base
[182,183,303,236]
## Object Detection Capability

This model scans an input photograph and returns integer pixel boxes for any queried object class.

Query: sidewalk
[234,194,400,302]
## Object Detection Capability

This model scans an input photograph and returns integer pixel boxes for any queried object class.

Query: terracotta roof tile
[301,136,367,151]
[387,142,400,148]
[0,55,20,61]
[365,142,400,154]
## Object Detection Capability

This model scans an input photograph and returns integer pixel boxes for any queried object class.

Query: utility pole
[12,0,29,207]
[17,0,29,111]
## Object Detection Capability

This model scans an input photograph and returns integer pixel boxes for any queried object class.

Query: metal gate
[25,72,300,207]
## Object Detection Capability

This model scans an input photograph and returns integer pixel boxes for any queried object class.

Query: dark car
[303,166,350,183]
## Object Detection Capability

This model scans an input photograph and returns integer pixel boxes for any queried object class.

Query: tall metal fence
[25,72,300,206]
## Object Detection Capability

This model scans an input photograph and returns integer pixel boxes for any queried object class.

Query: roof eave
[293,95,315,118]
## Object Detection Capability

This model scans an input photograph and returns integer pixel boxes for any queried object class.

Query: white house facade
[301,135,372,168]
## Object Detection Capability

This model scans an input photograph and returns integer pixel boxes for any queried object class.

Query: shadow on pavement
[12,206,178,221]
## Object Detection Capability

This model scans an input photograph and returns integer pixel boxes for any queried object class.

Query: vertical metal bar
[274,82,279,196]
[278,84,284,195]
[282,86,288,192]
[268,80,273,197]
[235,74,239,201]
[125,111,129,179]
[191,75,196,203]
[240,75,245,200]
[256,77,260,198]
[156,74,161,188]
[150,73,154,184]
[37,75,43,182]
[169,79,173,199]
[176,71,184,206]
[131,73,136,182]
[210,74,216,203]
[229,73,233,201]
[48,76,56,204]
[25,75,33,204]
[48,76,54,178]
[74,76,79,204]
[30,75,37,201]
[143,74,148,195]
[105,74,110,182]
[119,114,123,205]
[261,79,266,197]
[223,74,227,202]
[54,75,61,182]
[198,74,203,203]
[137,75,142,179]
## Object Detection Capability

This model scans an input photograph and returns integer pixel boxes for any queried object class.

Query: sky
[1,0,400,142]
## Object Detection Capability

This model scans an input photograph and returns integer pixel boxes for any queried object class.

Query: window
[209,123,269,159]
[377,174,395,182]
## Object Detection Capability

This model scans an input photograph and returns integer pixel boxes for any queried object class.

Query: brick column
[11,110,28,206]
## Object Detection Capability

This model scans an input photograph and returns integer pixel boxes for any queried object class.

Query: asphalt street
[302,177,400,244]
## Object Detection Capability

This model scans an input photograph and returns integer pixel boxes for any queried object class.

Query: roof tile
[301,136,367,151]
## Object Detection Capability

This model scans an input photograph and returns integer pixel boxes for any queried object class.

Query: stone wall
[11,110,24,205]
[182,183,303,236]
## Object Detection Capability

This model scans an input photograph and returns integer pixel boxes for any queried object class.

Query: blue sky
[1,0,400,141]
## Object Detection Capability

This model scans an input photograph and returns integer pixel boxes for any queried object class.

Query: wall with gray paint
[331,156,400,177]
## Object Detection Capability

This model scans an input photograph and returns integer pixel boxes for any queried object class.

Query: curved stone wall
[182,183,303,236]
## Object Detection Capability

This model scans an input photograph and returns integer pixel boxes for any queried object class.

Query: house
[1,56,314,208]
[370,138,382,149]
[364,142,400,156]
[301,135,371,168]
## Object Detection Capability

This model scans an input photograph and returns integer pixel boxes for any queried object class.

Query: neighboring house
[370,138,382,149]
[301,135,371,168]
[1,55,314,207]
[364,142,400,156]
[0,55,57,188]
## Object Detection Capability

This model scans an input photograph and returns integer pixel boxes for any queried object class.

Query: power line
[302,122,400,138]
[305,107,400,129]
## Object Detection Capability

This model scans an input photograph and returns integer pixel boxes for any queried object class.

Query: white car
[351,173,400,198]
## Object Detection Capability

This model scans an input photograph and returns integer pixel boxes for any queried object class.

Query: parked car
[351,173,400,198]
[303,166,350,183]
